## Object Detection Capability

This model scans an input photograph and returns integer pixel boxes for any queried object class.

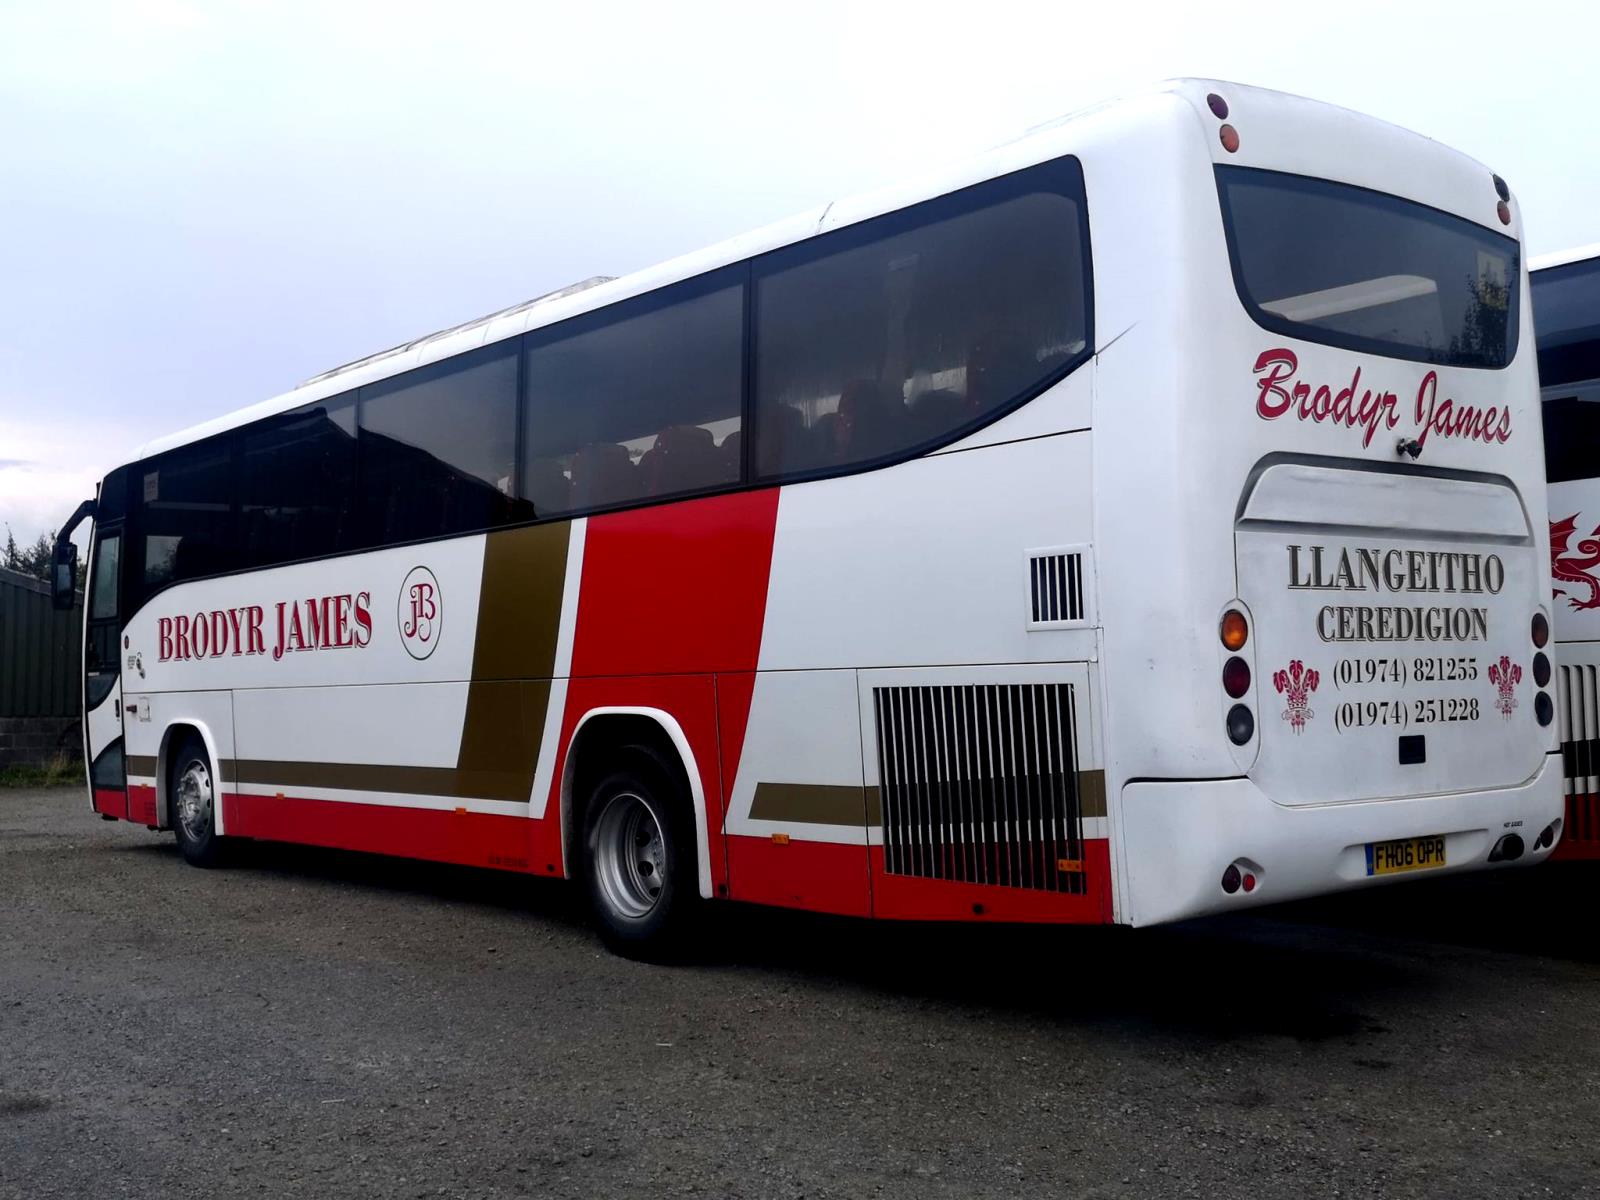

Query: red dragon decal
[1551,514,1600,611]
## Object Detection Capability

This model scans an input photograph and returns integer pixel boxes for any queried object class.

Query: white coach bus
[1531,244,1600,858]
[55,79,1561,955]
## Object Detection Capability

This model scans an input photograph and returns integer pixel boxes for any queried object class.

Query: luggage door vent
[873,682,1085,894]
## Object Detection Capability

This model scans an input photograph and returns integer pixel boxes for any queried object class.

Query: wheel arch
[155,719,226,833]
[560,707,713,900]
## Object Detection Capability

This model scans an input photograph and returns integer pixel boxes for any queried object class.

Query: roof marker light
[1220,124,1240,153]
[1493,174,1510,201]
[1207,93,1229,119]
[1497,200,1511,226]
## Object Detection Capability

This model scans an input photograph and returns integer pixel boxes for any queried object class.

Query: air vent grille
[1559,664,1600,845]
[873,682,1084,893]
[1029,551,1085,624]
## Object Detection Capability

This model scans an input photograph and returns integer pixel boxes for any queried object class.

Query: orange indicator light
[1220,609,1249,651]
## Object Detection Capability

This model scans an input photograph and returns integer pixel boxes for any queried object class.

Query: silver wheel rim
[593,791,667,920]
[176,758,213,843]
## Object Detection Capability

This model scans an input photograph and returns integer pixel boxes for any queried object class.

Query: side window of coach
[358,341,525,545]
[521,269,745,516]
[1542,383,1600,485]
[238,393,359,567]
[141,440,236,593]
[753,157,1090,481]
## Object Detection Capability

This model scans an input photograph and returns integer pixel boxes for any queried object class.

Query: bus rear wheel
[581,749,698,960]
[171,734,224,868]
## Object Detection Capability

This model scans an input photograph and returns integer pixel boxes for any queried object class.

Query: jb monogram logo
[398,566,442,660]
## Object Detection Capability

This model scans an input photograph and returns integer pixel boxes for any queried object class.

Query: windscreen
[1217,167,1520,370]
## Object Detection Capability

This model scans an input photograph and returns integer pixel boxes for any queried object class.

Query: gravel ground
[3,785,1598,1199]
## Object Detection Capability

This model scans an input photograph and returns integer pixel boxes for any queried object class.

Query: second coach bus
[1532,244,1600,858]
[58,80,1562,955]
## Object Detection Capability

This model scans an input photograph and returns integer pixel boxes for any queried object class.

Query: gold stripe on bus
[753,773,1103,826]
[1077,769,1107,818]
[750,782,876,826]
[452,521,573,802]
[469,522,571,681]
[455,679,553,803]
[227,757,531,802]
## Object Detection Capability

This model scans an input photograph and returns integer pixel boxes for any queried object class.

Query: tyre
[170,734,225,868]
[582,748,700,960]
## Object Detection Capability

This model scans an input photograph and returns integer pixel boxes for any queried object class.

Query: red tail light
[1223,656,1251,698]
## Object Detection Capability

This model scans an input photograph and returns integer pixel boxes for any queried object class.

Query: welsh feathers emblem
[1488,655,1522,719]
[1272,659,1320,733]
[1551,514,1600,612]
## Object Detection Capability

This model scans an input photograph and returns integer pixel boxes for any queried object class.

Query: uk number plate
[1365,835,1447,877]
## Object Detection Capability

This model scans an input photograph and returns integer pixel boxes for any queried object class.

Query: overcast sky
[2,0,1596,545]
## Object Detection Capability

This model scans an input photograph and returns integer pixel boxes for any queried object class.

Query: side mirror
[51,540,78,611]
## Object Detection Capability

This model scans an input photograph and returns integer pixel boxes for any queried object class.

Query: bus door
[84,522,128,818]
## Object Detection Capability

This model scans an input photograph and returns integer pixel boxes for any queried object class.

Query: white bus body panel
[91,79,1561,928]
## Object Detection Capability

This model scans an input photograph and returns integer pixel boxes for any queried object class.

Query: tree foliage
[2,527,56,581]
[2,526,84,589]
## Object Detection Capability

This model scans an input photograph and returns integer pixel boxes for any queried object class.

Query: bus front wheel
[170,734,225,868]
[581,748,699,960]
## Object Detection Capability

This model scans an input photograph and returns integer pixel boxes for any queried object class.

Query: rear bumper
[1119,753,1564,925]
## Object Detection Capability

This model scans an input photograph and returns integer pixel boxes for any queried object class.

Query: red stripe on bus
[92,788,126,820]
[1554,792,1600,860]
[724,835,872,917]
[868,839,1112,923]
[555,489,782,881]
[128,784,158,826]
[222,792,536,873]
[568,489,781,679]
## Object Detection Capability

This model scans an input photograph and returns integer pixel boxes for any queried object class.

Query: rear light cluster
[1488,833,1524,863]
[1206,91,1240,154]
[1221,607,1254,745]
[1532,611,1553,727]
[1221,861,1259,895]
[1535,819,1562,852]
